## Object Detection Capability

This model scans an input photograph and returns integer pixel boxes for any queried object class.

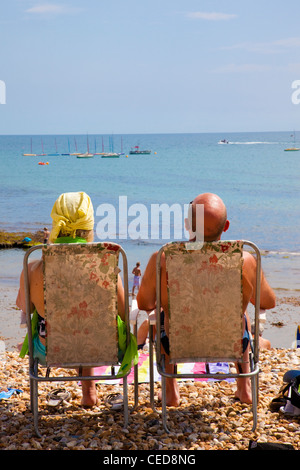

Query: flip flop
[105,393,123,411]
[46,388,71,407]
[0,387,23,400]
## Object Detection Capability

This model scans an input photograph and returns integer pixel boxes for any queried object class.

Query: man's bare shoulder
[28,259,43,271]
[146,251,158,266]
[28,259,43,281]
[242,250,256,263]
[147,250,166,269]
[242,250,257,276]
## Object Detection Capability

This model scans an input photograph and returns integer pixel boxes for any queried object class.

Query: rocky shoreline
[0,348,299,451]
[0,230,44,249]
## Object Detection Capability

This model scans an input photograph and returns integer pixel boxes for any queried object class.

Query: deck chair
[155,240,261,432]
[23,242,134,437]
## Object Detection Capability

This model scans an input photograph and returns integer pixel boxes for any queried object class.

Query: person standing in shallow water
[43,227,50,244]
[132,262,141,296]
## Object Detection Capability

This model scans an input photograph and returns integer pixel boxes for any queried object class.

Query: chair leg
[133,321,139,409]
[251,375,258,432]
[123,376,129,428]
[149,324,155,409]
[161,374,170,433]
[29,377,34,412]
[29,359,42,437]
[133,363,139,409]
[159,355,170,433]
[32,379,41,437]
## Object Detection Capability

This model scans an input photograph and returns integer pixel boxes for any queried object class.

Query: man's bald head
[189,193,229,242]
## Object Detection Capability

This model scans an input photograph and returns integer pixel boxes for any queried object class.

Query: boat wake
[228,141,278,145]
[263,250,300,257]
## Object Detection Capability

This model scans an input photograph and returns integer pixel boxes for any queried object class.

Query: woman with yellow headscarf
[17,192,125,408]
[49,191,94,243]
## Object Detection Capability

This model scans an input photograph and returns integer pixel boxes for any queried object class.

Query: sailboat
[23,138,37,156]
[119,136,125,155]
[99,135,120,158]
[61,138,71,156]
[93,137,104,155]
[77,134,94,158]
[48,138,60,156]
[77,152,94,158]
[101,152,120,158]
[284,131,300,151]
[70,136,81,156]
[93,136,104,155]
[36,139,47,157]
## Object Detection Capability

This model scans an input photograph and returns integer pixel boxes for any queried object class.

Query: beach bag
[269,372,300,412]
[269,382,290,412]
[249,440,294,451]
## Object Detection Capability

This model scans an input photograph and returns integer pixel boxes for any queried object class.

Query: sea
[0,131,299,348]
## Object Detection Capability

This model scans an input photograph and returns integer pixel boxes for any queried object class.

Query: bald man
[137,193,276,406]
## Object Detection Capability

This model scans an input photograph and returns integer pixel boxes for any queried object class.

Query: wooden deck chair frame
[23,242,131,437]
[155,240,261,433]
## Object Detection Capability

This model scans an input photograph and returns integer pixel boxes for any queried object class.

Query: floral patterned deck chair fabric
[164,241,244,364]
[155,240,261,433]
[43,243,121,367]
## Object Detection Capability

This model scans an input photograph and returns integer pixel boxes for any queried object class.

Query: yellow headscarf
[49,192,94,243]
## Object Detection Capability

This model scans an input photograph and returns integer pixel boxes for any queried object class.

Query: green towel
[19,309,38,359]
[117,315,138,377]
[54,236,87,244]
[19,236,87,358]
[20,313,138,376]
[19,237,138,376]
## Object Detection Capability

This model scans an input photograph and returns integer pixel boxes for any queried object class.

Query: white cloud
[221,37,300,54]
[26,4,82,16]
[287,62,300,72]
[273,37,300,48]
[213,63,271,74]
[186,12,237,21]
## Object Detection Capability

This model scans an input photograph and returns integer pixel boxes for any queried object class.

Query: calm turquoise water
[0,132,299,291]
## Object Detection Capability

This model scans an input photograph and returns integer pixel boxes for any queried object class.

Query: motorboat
[129,146,151,154]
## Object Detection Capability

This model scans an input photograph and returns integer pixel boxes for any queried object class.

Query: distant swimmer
[43,227,50,244]
[132,262,141,296]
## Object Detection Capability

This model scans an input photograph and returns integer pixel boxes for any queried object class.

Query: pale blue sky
[1,0,300,134]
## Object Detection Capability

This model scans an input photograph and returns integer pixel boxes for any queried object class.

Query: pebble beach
[0,242,300,452]
[1,2,300,454]
[0,347,299,451]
